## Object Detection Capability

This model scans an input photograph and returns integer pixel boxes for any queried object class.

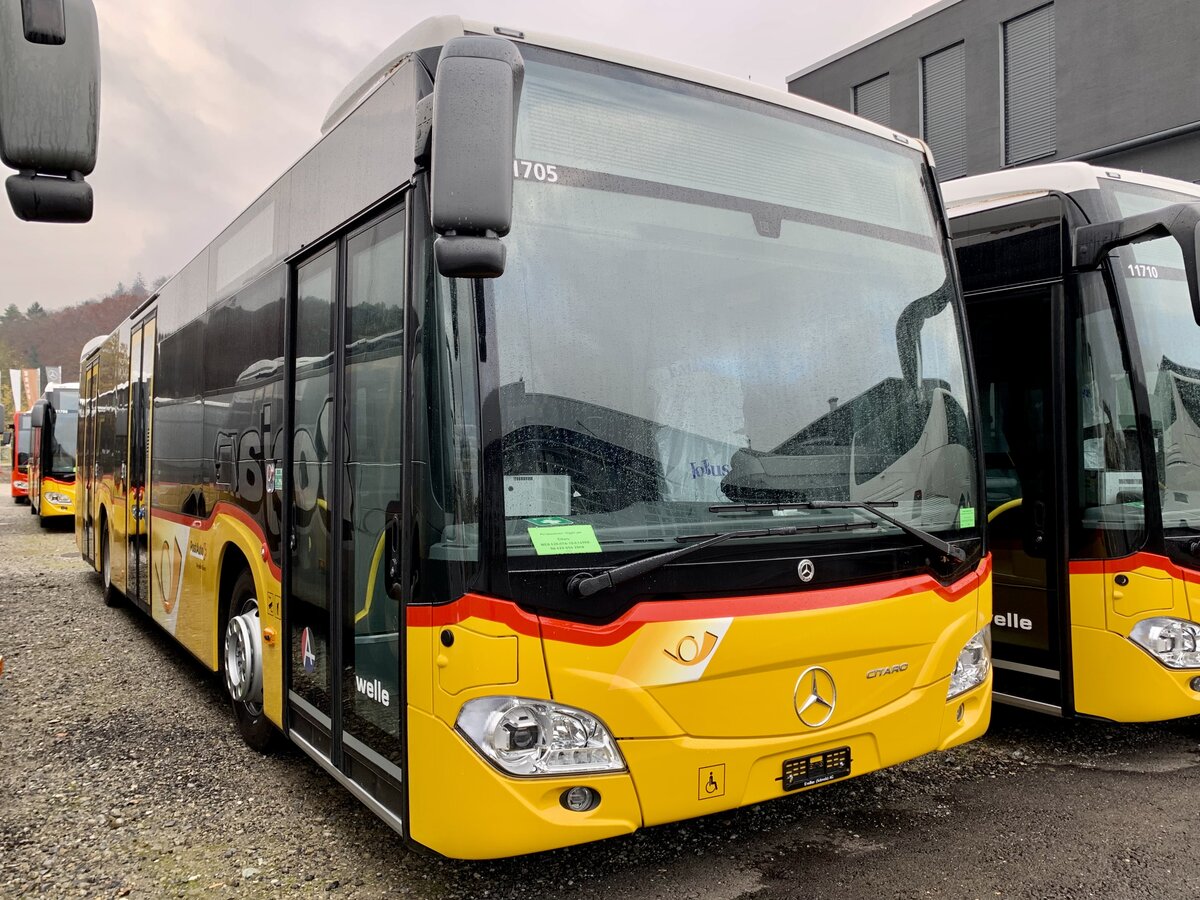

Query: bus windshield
[51,411,78,475]
[488,52,978,562]
[16,413,30,466]
[1105,180,1200,533]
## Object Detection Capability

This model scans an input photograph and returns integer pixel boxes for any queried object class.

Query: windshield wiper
[565,520,877,599]
[710,501,968,563]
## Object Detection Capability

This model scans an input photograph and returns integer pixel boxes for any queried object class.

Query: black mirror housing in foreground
[1074,202,1200,326]
[7,171,93,222]
[430,35,524,278]
[0,0,100,223]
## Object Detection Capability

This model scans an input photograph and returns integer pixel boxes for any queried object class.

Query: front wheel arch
[219,549,279,753]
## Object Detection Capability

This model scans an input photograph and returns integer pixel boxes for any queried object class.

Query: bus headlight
[947,626,991,699]
[45,491,72,507]
[456,696,626,777]
[1129,617,1200,669]
[13,479,27,490]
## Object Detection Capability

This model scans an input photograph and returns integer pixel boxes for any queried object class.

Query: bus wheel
[100,524,120,607]
[223,570,278,753]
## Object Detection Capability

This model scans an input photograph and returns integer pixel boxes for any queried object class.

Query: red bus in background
[11,411,31,502]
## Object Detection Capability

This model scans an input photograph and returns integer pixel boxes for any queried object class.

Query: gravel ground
[4,472,1200,899]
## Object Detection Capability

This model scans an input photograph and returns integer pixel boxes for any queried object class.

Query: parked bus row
[38,15,1200,861]
[9,385,79,524]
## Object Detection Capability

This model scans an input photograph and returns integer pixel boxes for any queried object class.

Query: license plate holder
[779,746,852,791]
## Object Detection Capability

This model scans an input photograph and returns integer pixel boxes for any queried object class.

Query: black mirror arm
[1073,202,1200,326]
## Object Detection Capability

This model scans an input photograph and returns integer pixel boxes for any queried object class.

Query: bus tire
[222,569,278,754]
[100,523,120,607]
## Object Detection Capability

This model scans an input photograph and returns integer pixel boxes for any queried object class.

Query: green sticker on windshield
[526,516,574,527]
[959,507,976,528]
[528,524,602,555]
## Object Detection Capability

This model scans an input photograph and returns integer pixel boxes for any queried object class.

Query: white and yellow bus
[29,382,79,524]
[947,162,1200,721]
[77,16,992,858]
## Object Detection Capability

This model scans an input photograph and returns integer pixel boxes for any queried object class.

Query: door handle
[384,500,403,599]
[1026,500,1047,555]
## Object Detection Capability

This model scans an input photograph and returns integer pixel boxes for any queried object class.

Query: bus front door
[966,286,1068,712]
[286,206,407,828]
[125,316,155,611]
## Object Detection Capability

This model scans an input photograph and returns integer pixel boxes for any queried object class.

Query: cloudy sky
[1,0,936,310]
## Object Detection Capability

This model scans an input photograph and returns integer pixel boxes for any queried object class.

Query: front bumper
[407,672,990,859]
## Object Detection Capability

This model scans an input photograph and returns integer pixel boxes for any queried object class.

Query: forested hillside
[0,275,165,413]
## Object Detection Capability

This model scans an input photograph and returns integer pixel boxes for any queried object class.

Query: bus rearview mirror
[0,0,100,223]
[430,35,524,279]
[1074,202,1200,327]
[30,403,45,428]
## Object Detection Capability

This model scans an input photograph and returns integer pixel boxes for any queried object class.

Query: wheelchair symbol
[697,764,726,800]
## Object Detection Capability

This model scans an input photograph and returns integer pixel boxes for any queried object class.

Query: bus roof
[79,333,107,362]
[136,15,936,341]
[323,15,924,155]
[942,162,1200,217]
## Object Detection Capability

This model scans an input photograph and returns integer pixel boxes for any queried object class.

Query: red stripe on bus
[1070,551,1200,584]
[150,502,281,579]
[408,556,989,647]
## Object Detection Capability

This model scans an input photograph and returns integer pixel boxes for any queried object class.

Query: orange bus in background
[11,410,31,502]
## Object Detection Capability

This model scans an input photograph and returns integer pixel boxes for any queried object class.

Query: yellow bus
[77,16,992,858]
[946,162,1200,721]
[29,382,79,524]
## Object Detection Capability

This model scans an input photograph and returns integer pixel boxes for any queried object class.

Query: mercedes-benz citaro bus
[29,382,79,524]
[945,162,1200,721]
[11,410,32,502]
[76,16,992,858]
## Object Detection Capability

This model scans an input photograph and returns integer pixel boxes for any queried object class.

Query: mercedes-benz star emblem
[794,666,837,727]
[797,558,815,583]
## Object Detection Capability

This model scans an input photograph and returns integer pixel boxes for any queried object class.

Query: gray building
[787,0,1200,182]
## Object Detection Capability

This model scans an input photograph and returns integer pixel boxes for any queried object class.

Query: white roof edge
[79,333,108,361]
[946,190,1051,219]
[320,15,927,154]
[942,162,1200,212]
[786,0,966,83]
[158,15,933,313]
[321,15,470,135]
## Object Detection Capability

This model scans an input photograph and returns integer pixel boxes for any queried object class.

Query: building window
[852,74,890,126]
[1002,3,1056,165]
[921,42,967,180]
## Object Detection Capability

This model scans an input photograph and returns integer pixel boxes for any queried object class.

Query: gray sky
[1,0,936,310]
